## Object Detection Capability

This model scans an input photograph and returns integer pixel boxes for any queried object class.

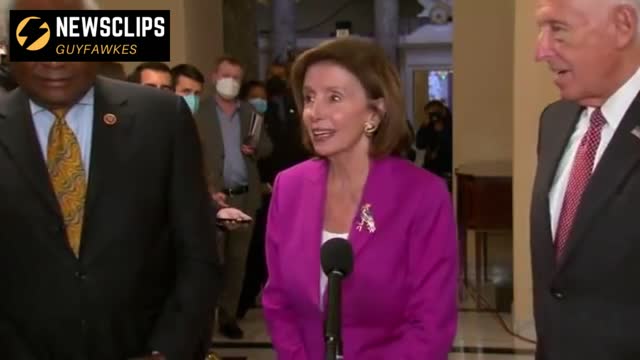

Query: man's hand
[217,207,252,221]
[262,182,273,195]
[241,144,256,156]
[212,192,229,208]
[216,207,253,231]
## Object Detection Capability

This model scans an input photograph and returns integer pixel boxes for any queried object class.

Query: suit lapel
[239,104,250,139]
[533,102,582,270]
[201,97,224,160]
[0,88,62,219]
[207,98,223,152]
[80,77,136,259]
[557,93,640,268]
[198,97,224,190]
[302,159,327,309]
[538,102,583,202]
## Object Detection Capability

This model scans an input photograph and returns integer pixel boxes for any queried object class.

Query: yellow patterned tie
[47,108,87,257]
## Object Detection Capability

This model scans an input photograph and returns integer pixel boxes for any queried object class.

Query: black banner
[9,10,170,62]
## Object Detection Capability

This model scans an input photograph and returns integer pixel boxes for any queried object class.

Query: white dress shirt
[549,67,640,240]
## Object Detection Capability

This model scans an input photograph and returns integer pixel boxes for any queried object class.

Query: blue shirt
[216,103,248,188]
[30,87,94,178]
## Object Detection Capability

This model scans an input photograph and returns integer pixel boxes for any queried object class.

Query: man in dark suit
[261,69,310,181]
[236,76,310,319]
[195,56,272,339]
[531,0,640,359]
[0,0,249,358]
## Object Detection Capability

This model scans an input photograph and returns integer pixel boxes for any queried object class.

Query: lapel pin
[103,113,117,125]
[356,203,376,233]
[631,126,640,140]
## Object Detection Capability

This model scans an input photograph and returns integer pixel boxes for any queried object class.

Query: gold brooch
[356,203,376,233]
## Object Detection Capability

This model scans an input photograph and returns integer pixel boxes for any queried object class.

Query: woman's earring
[364,122,377,136]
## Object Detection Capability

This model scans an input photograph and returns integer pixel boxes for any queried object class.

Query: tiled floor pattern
[211,305,535,360]
[211,226,529,359]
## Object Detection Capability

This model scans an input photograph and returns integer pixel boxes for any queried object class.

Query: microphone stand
[325,270,344,360]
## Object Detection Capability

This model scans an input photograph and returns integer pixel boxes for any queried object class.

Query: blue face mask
[248,98,268,114]
[182,94,200,114]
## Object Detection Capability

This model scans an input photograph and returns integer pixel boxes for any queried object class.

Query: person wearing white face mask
[216,76,242,100]
[171,63,205,114]
[193,56,272,340]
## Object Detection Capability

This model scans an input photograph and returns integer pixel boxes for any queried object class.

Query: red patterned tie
[555,108,606,261]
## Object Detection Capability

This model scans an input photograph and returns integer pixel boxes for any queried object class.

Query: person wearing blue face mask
[235,79,272,319]
[182,93,200,113]
[237,77,310,321]
[171,63,205,113]
[241,80,269,114]
[249,97,267,114]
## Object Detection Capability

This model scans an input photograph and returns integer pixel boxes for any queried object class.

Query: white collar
[585,66,640,131]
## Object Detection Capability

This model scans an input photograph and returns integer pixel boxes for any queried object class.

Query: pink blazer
[262,156,458,360]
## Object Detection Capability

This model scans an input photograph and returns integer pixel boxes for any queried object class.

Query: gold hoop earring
[364,122,377,136]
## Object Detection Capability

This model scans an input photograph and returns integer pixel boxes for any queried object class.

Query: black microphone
[321,237,354,360]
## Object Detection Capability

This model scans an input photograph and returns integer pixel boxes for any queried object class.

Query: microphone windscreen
[320,237,354,277]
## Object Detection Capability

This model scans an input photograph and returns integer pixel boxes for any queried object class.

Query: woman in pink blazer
[262,37,458,360]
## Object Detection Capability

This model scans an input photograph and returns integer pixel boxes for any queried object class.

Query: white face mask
[216,77,240,100]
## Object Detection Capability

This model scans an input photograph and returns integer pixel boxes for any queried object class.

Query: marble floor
[210,229,530,359]
[210,290,536,360]
[210,308,535,359]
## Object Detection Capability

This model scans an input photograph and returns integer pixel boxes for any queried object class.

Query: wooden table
[455,160,513,307]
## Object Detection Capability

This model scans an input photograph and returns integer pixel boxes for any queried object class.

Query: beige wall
[99,0,222,77]
[452,0,515,167]
[512,0,559,340]
[183,0,223,77]
[413,71,428,127]
[454,0,560,341]
[452,0,515,316]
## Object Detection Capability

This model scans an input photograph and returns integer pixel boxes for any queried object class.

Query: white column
[271,0,296,63]
[374,0,398,66]
[512,0,558,345]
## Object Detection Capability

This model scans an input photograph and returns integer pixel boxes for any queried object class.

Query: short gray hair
[621,0,640,8]
[0,0,100,46]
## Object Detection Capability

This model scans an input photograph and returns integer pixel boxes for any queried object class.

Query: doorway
[411,68,453,170]
[412,68,452,128]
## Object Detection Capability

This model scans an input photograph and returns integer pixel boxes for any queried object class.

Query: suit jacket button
[550,288,565,299]
[75,271,87,280]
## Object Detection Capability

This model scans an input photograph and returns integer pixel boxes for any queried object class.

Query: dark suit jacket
[415,122,452,175]
[0,77,219,360]
[531,97,640,360]
[194,96,272,213]
[258,97,309,184]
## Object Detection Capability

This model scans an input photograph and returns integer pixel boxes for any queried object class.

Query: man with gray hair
[531,0,640,358]
[0,7,15,93]
[0,0,252,359]
[0,60,15,93]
